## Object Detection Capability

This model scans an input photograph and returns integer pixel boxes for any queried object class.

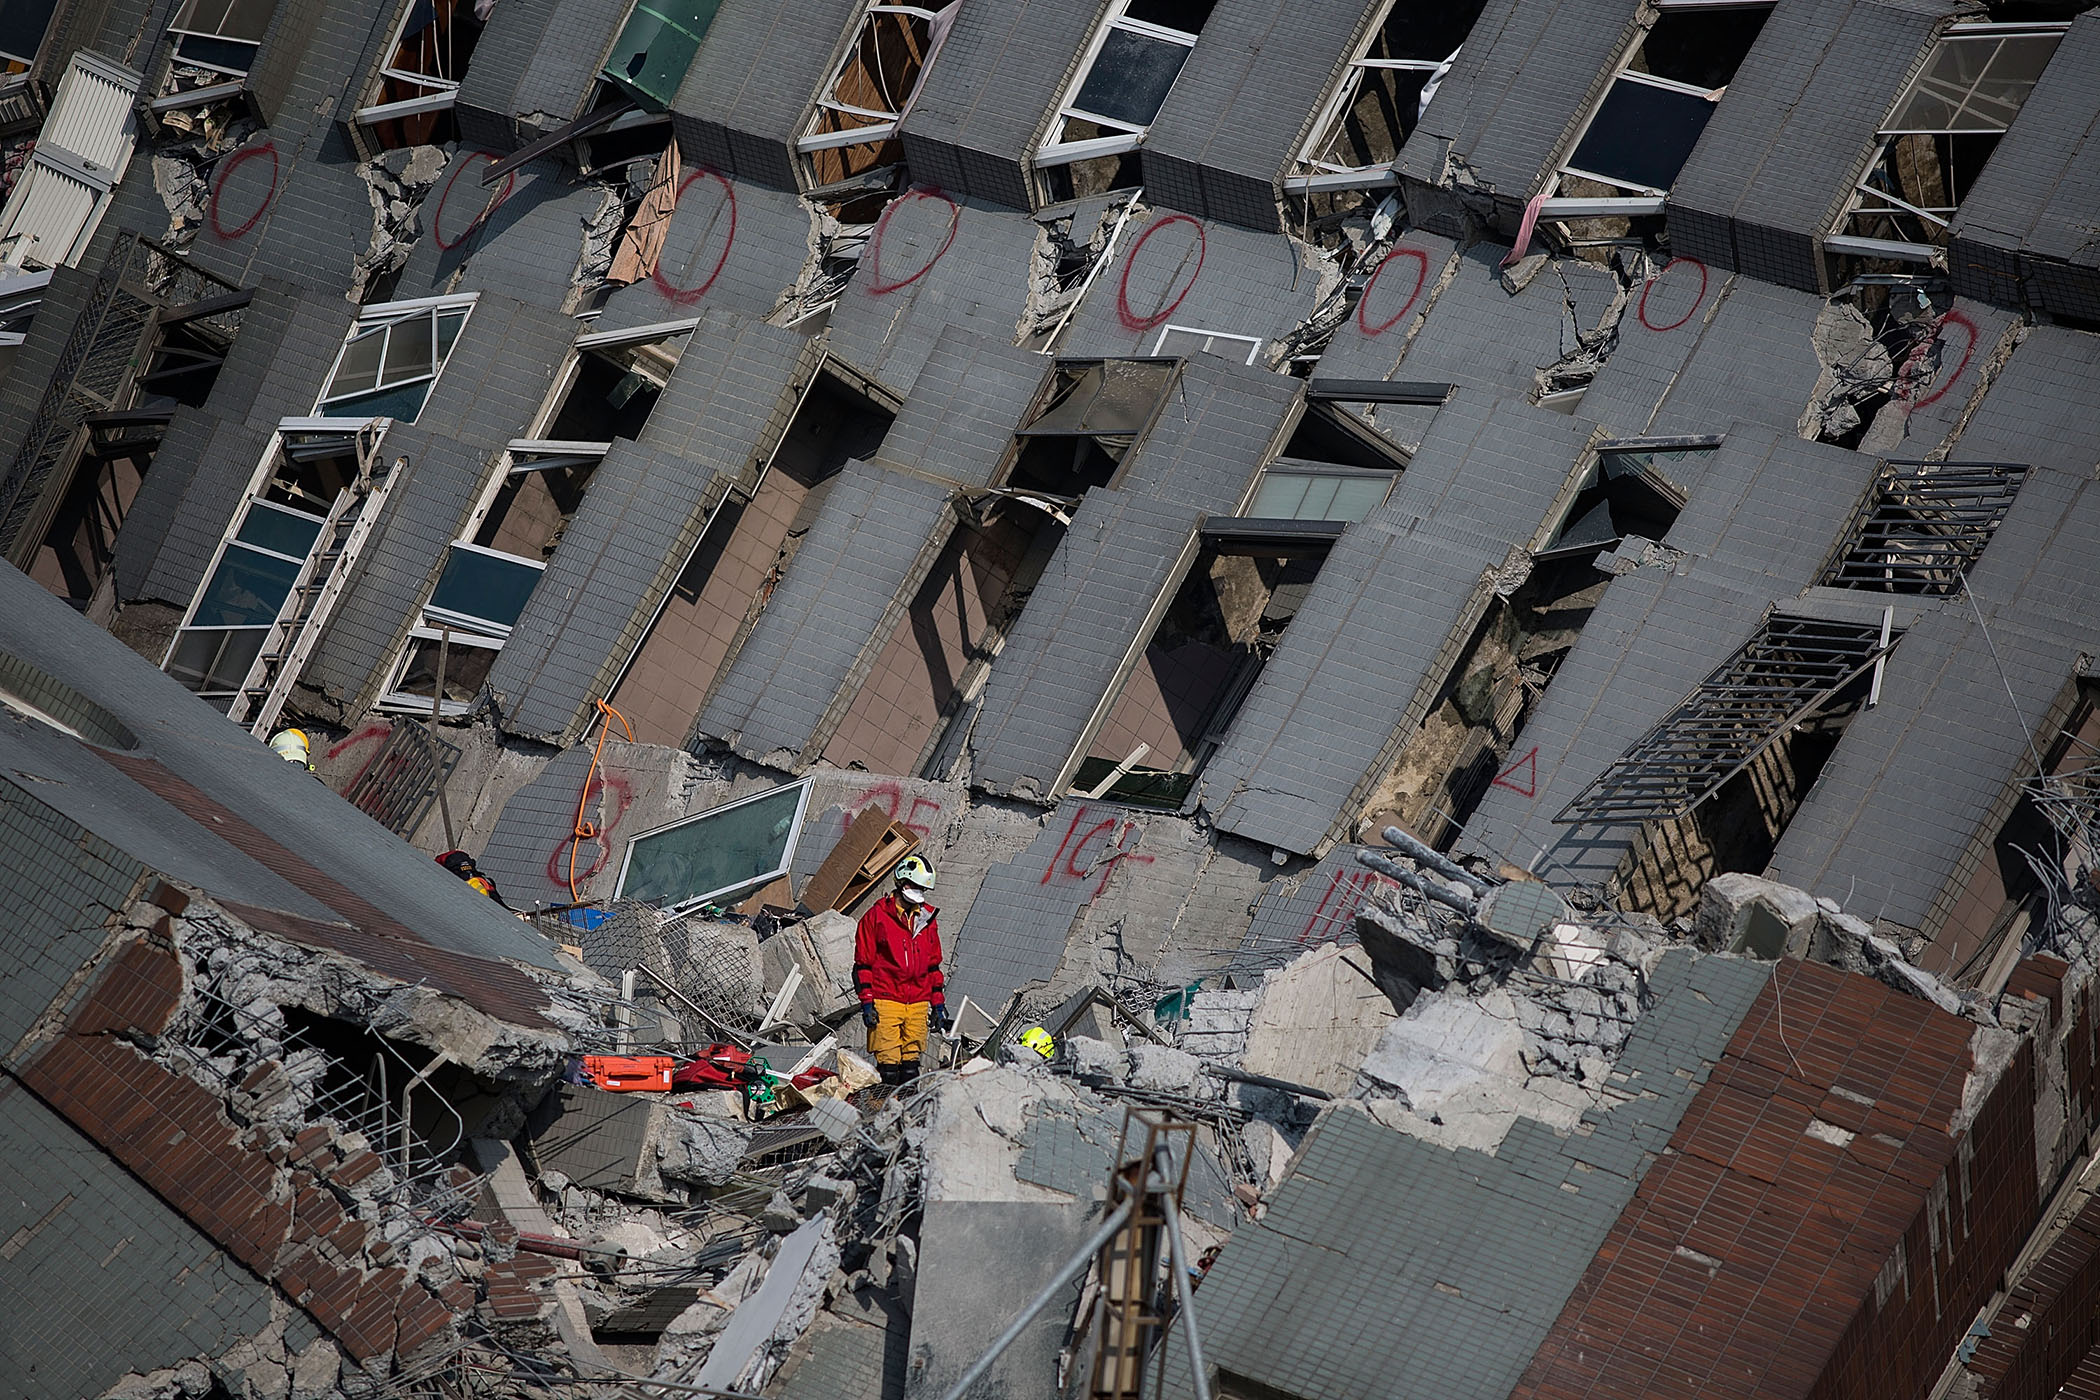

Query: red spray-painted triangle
[1492,746,1538,798]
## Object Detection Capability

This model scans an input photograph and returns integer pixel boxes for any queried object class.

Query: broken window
[1535,441,1702,562]
[1542,3,1771,221]
[797,4,946,187]
[379,625,502,713]
[318,296,474,422]
[1286,0,1488,193]
[355,0,488,149]
[1151,325,1264,365]
[616,778,814,912]
[166,0,276,77]
[1006,358,1177,496]
[1819,460,2026,595]
[1071,521,1334,807]
[1830,23,2065,261]
[166,420,392,723]
[1036,0,1217,199]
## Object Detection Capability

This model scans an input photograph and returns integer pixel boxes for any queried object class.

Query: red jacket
[854,893,945,1006]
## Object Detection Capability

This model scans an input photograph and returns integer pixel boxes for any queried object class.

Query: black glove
[861,1003,880,1030]
[932,1004,952,1033]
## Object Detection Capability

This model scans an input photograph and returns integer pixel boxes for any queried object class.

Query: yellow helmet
[1018,1026,1055,1060]
[894,854,936,891]
[268,729,311,762]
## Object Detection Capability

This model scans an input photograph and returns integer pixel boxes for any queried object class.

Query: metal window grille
[1555,615,1893,825]
[1820,460,2026,596]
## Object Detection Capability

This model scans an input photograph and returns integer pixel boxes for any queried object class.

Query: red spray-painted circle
[432,151,516,251]
[863,188,961,294]
[1356,246,1430,336]
[1636,257,1707,332]
[1902,308,1977,410]
[1116,214,1206,332]
[650,169,738,306]
[207,141,279,241]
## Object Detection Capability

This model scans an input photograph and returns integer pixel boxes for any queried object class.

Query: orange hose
[569,697,634,903]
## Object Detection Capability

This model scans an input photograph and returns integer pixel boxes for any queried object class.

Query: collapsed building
[4,0,2100,1393]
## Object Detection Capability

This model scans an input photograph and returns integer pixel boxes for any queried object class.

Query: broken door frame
[793,2,949,186]
[1283,0,1475,195]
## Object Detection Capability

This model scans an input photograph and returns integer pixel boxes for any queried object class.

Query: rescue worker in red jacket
[854,855,949,1085]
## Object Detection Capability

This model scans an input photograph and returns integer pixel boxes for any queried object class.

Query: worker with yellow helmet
[267,728,315,772]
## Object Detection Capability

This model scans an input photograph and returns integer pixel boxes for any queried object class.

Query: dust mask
[898,885,926,905]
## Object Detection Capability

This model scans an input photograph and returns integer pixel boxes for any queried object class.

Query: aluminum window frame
[1284,0,1463,194]
[315,293,476,423]
[1037,0,1204,170]
[1151,323,1263,365]
[376,624,505,716]
[1828,21,2067,262]
[613,777,816,913]
[1537,0,1774,216]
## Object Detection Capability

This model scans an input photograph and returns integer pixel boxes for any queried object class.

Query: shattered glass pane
[1071,27,1189,128]
[1890,33,2060,133]
[1311,66,1423,172]
[436,310,467,363]
[1020,360,1178,436]
[617,780,811,911]
[1567,77,1716,193]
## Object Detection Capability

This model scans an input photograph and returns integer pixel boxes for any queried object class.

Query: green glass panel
[381,314,435,387]
[602,0,721,109]
[618,781,806,909]
[191,543,302,627]
[321,379,434,422]
[1252,470,1389,522]
[330,326,386,396]
[429,547,541,630]
[234,503,323,558]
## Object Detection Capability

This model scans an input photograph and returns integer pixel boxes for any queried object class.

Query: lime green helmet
[894,854,936,891]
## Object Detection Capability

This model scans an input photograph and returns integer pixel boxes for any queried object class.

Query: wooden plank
[800,806,893,912]
[835,825,918,911]
[736,875,793,916]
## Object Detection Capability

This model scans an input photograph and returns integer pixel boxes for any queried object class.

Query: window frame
[376,624,506,716]
[795,3,944,159]
[315,293,476,423]
[1285,0,1464,194]
[1037,0,1205,170]
[1826,21,2067,264]
[1537,0,1775,218]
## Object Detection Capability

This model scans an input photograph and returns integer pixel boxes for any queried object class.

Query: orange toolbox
[580,1055,674,1091]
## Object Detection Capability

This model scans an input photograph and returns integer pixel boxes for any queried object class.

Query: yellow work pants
[869,999,930,1066]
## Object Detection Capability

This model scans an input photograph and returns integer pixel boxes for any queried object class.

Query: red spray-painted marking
[544,773,633,888]
[432,151,516,251]
[326,722,395,792]
[649,169,737,306]
[1294,867,1397,946]
[1636,257,1707,333]
[1900,308,1978,411]
[1116,215,1205,332]
[863,188,961,295]
[851,779,945,842]
[1041,804,1154,901]
[208,141,279,240]
[1356,246,1429,336]
[1492,746,1538,798]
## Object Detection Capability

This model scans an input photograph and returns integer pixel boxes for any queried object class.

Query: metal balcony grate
[1820,460,2027,596]
[1555,615,1893,825]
